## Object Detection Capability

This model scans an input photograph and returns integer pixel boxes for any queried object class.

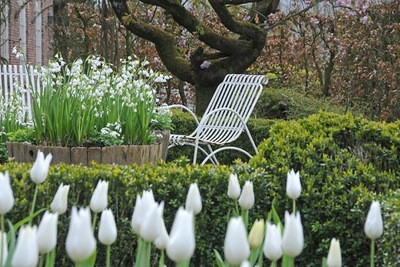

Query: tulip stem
[158,250,164,267]
[92,212,98,231]
[106,245,111,267]
[30,185,39,224]
[271,261,277,267]
[370,240,375,267]
[135,238,144,267]
[292,199,296,213]
[145,241,151,267]
[241,209,249,230]
[234,201,239,217]
[39,255,44,267]
[0,215,4,267]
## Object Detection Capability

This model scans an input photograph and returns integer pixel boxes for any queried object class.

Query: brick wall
[3,0,53,66]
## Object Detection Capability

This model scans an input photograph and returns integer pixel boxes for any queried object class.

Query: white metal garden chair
[168,74,268,165]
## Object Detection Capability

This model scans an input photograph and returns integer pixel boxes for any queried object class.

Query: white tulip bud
[166,207,195,263]
[0,171,14,215]
[286,169,301,200]
[263,222,283,261]
[248,219,264,249]
[30,151,52,184]
[99,209,117,245]
[185,183,202,215]
[90,180,109,213]
[12,226,39,267]
[364,201,383,240]
[140,202,162,242]
[155,218,169,250]
[131,190,155,234]
[37,211,58,254]
[327,238,342,267]
[66,207,96,262]
[224,217,250,265]
[50,183,70,215]
[238,181,254,210]
[282,211,304,257]
[227,173,241,199]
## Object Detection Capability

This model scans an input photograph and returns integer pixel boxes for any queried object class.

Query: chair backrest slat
[198,74,267,143]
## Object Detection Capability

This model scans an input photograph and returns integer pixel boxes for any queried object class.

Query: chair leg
[193,139,199,165]
[206,144,219,165]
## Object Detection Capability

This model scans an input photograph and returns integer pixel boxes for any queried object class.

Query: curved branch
[109,0,194,83]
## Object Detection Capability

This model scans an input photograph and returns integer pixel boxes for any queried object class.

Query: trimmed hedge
[251,111,400,266]
[167,110,277,164]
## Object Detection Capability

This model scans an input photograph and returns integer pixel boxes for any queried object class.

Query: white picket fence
[0,65,42,121]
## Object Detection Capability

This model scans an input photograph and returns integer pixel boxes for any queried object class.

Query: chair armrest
[166,104,200,125]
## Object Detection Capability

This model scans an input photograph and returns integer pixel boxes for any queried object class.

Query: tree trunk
[195,84,217,115]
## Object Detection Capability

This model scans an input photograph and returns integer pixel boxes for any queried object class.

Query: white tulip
[0,171,14,215]
[140,202,163,242]
[50,183,70,215]
[240,260,251,267]
[99,209,117,245]
[263,222,283,261]
[90,180,109,213]
[364,201,383,240]
[286,169,301,200]
[37,211,58,254]
[1,231,7,265]
[224,217,250,265]
[11,226,38,267]
[238,181,254,210]
[30,151,52,184]
[227,173,241,199]
[327,238,342,267]
[166,207,195,263]
[155,218,169,250]
[282,211,304,257]
[131,190,155,234]
[185,183,202,215]
[66,207,96,262]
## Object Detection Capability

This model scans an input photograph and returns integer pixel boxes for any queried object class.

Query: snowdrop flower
[185,183,202,215]
[154,76,167,83]
[0,171,14,215]
[131,190,155,234]
[238,181,254,210]
[12,226,39,267]
[30,151,52,184]
[50,183,70,215]
[327,238,342,267]
[227,173,241,199]
[364,201,383,240]
[282,211,304,257]
[37,211,58,254]
[286,169,301,200]
[166,207,195,263]
[263,222,283,261]
[66,207,96,263]
[90,180,109,213]
[98,209,117,245]
[248,219,264,249]
[224,217,250,265]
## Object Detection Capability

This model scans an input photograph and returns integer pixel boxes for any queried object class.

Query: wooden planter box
[6,131,170,166]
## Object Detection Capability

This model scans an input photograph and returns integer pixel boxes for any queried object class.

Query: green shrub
[251,111,400,266]
[1,156,398,266]
[254,87,345,120]
[167,110,277,164]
